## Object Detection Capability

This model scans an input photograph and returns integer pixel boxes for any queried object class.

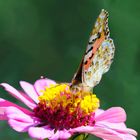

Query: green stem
[69,133,89,140]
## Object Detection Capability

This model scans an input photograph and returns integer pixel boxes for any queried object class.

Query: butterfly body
[70,9,115,92]
[70,83,92,93]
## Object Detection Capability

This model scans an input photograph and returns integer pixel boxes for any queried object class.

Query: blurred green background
[0,0,139,139]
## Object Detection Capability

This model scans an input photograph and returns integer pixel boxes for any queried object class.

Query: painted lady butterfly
[71,9,115,92]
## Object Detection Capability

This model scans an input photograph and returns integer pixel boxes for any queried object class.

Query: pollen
[80,94,99,114]
[34,84,100,130]
[39,84,69,102]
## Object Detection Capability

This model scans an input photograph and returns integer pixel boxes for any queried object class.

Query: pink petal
[71,125,137,140]
[90,126,122,140]
[95,109,104,117]
[5,106,40,132]
[70,126,122,140]
[103,134,137,140]
[121,134,137,140]
[0,107,7,120]
[125,129,137,136]
[70,126,95,133]
[104,134,137,140]
[34,78,56,96]
[18,90,36,104]
[92,126,137,140]
[20,81,39,103]
[0,83,36,109]
[95,107,126,123]
[28,125,54,139]
[8,119,35,132]
[5,107,35,122]
[49,129,72,140]
[0,98,32,120]
[96,121,137,136]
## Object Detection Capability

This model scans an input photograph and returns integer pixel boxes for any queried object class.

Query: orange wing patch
[84,33,105,70]
[83,39,115,87]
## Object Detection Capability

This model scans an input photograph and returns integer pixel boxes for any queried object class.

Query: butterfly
[70,9,115,92]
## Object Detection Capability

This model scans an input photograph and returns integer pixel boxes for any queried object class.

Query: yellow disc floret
[34,83,100,129]
[38,83,99,115]
[80,94,99,114]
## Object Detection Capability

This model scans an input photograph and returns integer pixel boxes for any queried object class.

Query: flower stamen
[34,84,99,130]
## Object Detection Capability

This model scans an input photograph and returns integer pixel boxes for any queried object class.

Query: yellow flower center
[38,84,99,115]
[34,83,100,130]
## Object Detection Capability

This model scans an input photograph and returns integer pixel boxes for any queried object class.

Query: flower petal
[121,134,137,140]
[8,119,35,132]
[95,107,126,123]
[0,83,36,109]
[70,126,94,133]
[49,129,72,140]
[95,109,104,117]
[96,121,137,136]
[5,106,40,132]
[71,107,137,140]
[20,81,39,103]
[28,125,54,139]
[103,134,137,140]
[92,126,137,140]
[70,126,122,140]
[90,126,122,140]
[34,78,56,96]
[18,90,36,104]
[0,98,32,120]
[5,107,34,122]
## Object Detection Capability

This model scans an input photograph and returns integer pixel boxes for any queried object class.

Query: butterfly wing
[83,38,115,87]
[71,9,115,89]
[82,9,115,88]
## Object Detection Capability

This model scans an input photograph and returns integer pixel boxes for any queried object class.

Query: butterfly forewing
[71,9,115,90]
[82,9,115,88]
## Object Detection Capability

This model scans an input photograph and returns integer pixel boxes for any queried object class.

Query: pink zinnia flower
[0,78,137,140]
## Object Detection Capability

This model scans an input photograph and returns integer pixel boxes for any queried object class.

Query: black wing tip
[101,9,109,17]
